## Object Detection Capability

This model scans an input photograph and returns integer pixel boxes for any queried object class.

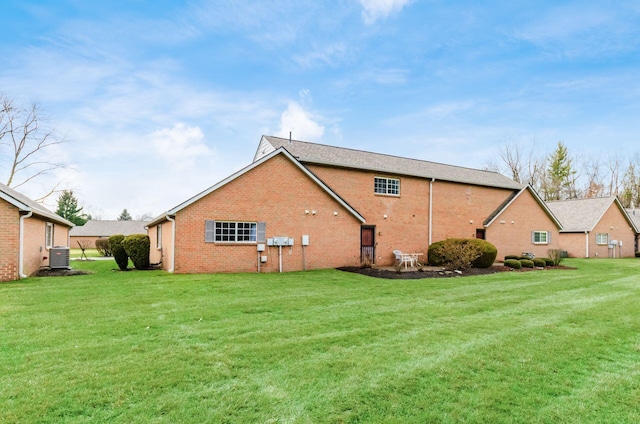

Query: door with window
[361,226,375,265]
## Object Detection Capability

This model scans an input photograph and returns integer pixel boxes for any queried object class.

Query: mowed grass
[1,259,639,423]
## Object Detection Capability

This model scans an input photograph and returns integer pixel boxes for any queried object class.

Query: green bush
[428,238,497,270]
[95,238,111,257]
[548,249,564,266]
[533,258,546,267]
[109,235,128,270]
[540,258,554,266]
[504,259,522,269]
[520,259,534,268]
[123,234,150,270]
[504,255,519,261]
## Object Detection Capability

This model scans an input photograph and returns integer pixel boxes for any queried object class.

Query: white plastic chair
[393,250,413,268]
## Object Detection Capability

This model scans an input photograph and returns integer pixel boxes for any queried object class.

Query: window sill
[374,193,400,198]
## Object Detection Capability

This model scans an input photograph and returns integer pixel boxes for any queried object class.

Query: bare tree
[606,153,624,198]
[582,155,605,198]
[0,95,66,200]
[492,138,546,191]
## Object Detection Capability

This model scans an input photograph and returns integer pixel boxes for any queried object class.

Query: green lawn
[1,259,639,423]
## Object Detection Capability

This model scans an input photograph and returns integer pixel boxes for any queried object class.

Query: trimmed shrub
[520,259,534,268]
[504,259,522,269]
[428,238,497,270]
[123,234,150,270]
[109,235,128,270]
[95,238,111,257]
[540,258,554,266]
[533,258,546,267]
[504,255,519,261]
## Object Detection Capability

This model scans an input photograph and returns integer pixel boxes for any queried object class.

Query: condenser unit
[49,246,71,269]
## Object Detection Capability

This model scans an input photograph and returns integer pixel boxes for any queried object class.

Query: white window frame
[45,222,54,249]
[532,231,549,244]
[596,233,608,245]
[374,176,400,196]
[156,224,162,249]
[214,221,257,243]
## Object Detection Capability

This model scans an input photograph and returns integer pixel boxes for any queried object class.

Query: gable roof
[0,182,73,227]
[148,147,365,227]
[547,197,639,233]
[70,220,149,237]
[255,135,524,190]
[625,208,640,230]
[484,185,563,229]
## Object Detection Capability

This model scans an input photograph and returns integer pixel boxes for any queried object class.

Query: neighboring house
[147,135,563,274]
[70,220,149,248]
[1,183,73,282]
[547,197,639,258]
[626,208,640,253]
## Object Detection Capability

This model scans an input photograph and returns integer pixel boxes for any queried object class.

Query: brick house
[547,197,639,258]
[70,220,149,249]
[1,183,73,282]
[147,136,563,273]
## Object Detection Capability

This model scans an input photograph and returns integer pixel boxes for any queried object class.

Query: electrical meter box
[272,237,290,246]
[302,235,309,246]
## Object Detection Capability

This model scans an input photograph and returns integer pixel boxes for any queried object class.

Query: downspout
[166,215,176,273]
[585,231,589,258]
[19,211,33,278]
[428,178,435,246]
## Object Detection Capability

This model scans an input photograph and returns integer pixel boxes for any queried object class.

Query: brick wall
[486,189,561,260]
[0,201,20,282]
[156,154,362,273]
[305,164,431,265]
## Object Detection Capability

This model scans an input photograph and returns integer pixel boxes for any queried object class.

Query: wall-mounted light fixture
[469,220,473,224]
[312,210,316,215]
[334,211,338,216]
[305,210,309,214]
[500,220,506,224]
[384,214,388,219]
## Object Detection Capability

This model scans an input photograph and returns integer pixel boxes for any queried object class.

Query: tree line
[486,141,640,207]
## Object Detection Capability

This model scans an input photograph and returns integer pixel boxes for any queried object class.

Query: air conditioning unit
[50,246,71,269]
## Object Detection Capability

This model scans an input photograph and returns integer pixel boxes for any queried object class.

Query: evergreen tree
[543,141,577,201]
[55,190,88,226]
[118,209,132,221]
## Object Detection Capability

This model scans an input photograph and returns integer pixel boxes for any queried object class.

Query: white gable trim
[149,148,365,227]
[485,185,563,229]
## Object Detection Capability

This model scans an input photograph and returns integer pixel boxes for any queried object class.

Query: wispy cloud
[360,0,413,24]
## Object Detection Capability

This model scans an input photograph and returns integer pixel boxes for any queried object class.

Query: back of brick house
[1,183,73,282]
[147,136,564,274]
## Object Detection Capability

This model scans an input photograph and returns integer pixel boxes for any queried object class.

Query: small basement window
[596,233,608,245]
[374,177,400,196]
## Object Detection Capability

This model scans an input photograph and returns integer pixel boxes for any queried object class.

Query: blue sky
[2,0,640,219]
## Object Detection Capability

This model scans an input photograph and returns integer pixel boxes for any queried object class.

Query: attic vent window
[374,177,400,196]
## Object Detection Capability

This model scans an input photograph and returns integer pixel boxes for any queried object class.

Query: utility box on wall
[302,235,309,246]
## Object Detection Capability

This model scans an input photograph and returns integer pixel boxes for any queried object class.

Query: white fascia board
[160,147,365,224]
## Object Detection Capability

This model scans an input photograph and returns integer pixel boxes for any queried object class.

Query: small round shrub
[109,234,128,270]
[540,258,554,266]
[468,239,498,268]
[504,255,519,261]
[123,234,150,270]
[520,259,534,268]
[95,238,111,256]
[428,238,497,269]
[504,259,522,269]
[533,258,546,267]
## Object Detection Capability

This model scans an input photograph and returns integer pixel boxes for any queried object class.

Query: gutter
[166,215,176,273]
[19,211,33,278]
[585,231,589,258]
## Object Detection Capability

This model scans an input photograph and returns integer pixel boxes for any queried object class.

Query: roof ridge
[264,135,508,177]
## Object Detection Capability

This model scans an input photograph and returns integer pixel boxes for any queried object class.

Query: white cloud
[150,123,212,170]
[277,101,325,142]
[360,0,413,24]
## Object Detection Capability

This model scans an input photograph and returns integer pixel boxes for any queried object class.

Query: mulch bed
[337,265,574,279]
[35,268,92,277]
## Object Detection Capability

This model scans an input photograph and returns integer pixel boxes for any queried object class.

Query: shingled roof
[70,220,149,237]
[547,197,638,233]
[255,135,523,190]
[0,182,73,227]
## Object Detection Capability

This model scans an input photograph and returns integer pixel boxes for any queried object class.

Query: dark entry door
[361,226,375,265]
[476,229,486,239]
